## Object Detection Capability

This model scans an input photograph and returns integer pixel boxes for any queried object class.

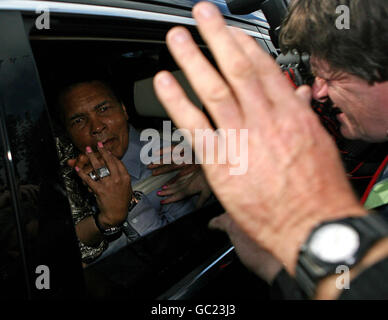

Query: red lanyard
[361,155,388,205]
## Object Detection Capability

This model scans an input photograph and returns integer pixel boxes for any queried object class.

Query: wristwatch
[296,212,388,298]
[93,213,123,242]
[93,191,143,241]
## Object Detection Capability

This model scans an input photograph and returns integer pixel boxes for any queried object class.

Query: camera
[226,0,289,49]
[226,0,312,86]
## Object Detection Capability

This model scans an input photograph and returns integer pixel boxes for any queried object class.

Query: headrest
[134,70,202,118]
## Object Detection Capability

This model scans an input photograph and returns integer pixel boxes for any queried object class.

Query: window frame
[0,2,276,299]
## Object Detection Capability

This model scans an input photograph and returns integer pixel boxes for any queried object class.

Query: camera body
[276,51,313,87]
[226,0,289,48]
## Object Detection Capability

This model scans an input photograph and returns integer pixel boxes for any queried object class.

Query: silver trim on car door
[0,0,271,40]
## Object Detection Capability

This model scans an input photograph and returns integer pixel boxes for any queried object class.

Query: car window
[30,24,231,297]
[0,1,273,300]
[26,6,270,298]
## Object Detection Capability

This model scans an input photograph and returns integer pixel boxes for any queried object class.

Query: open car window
[30,14,234,298]
[0,0,275,301]
[0,0,274,299]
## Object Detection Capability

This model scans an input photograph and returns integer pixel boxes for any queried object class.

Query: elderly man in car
[57,79,206,264]
[153,0,388,299]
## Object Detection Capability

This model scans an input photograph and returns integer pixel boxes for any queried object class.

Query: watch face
[309,223,360,264]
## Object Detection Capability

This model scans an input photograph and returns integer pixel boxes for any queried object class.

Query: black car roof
[2,0,269,29]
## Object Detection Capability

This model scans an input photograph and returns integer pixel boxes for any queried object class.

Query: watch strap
[296,212,388,298]
[93,213,123,242]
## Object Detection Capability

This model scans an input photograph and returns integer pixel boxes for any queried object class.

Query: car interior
[27,24,271,299]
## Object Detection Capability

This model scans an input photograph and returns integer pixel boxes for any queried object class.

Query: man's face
[311,58,388,142]
[61,81,129,159]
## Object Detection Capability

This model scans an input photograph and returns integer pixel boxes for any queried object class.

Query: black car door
[0,11,85,299]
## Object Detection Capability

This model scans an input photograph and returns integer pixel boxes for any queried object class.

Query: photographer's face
[311,59,388,142]
[61,81,129,159]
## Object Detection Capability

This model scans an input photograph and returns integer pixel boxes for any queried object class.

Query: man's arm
[75,215,104,247]
[152,2,388,299]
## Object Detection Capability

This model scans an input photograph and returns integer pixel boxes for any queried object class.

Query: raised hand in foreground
[153,2,366,277]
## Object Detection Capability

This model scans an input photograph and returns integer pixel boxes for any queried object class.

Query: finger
[228,27,296,107]
[157,184,183,196]
[154,71,222,167]
[71,154,93,173]
[96,142,120,176]
[85,146,106,171]
[165,27,242,129]
[77,154,92,168]
[74,166,100,193]
[191,3,274,115]
[154,70,213,135]
[159,191,187,204]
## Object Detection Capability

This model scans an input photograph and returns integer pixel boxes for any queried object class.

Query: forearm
[75,215,104,247]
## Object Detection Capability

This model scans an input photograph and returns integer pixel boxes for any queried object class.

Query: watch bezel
[303,221,362,267]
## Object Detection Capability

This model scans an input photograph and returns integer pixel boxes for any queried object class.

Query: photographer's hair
[279,0,388,83]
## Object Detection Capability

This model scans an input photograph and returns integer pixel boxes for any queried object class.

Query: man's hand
[153,2,367,274]
[210,213,282,284]
[68,142,132,229]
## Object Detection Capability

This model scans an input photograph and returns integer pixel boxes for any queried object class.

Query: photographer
[153,0,388,299]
